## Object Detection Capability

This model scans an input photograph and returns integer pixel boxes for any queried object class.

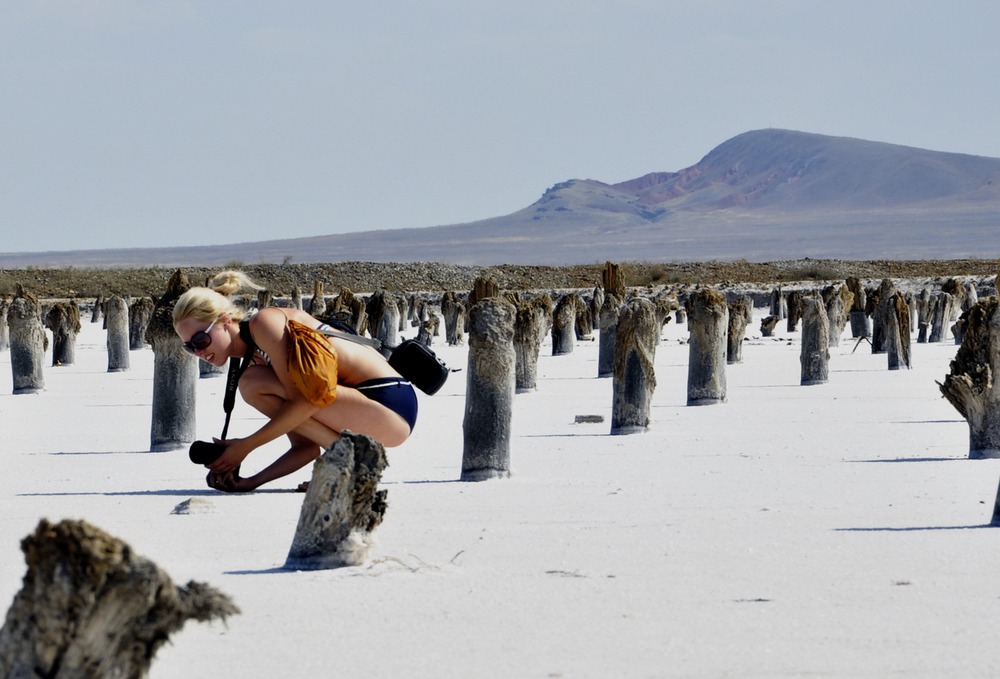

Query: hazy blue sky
[2,0,999,254]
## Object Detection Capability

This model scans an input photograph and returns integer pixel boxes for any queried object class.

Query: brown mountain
[4,128,1000,268]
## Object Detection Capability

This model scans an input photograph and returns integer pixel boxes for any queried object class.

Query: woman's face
[175,315,231,366]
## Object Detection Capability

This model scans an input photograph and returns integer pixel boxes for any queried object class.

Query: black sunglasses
[182,318,219,354]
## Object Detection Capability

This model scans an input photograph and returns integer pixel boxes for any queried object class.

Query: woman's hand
[206,436,253,474]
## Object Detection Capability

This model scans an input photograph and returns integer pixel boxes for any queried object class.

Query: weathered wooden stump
[551,294,576,356]
[128,296,155,350]
[846,276,870,338]
[800,296,830,385]
[148,271,198,452]
[726,295,752,364]
[8,286,46,394]
[441,291,466,346]
[0,518,238,679]
[366,290,400,352]
[327,287,368,334]
[770,286,787,319]
[598,294,624,378]
[938,297,1000,458]
[575,294,594,341]
[462,297,516,481]
[416,317,437,346]
[44,301,81,366]
[786,290,803,332]
[532,294,554,347]
[284,432,389,570]
[290,285,303,310]
[590,285,605,330]
[822,284,853,347]
[90,294,104,323]
[869,280,892,353]
[610,298,657,434]
[105,295,131,372]
[760,315,780,337]
[686,289,728,405]
[308,280,325,316]
[929,290,956,343]
[257,288,274,310]
[0,297,9,351]
[513,301,543,393]
[652,293,679,345]
[881,288,912,370]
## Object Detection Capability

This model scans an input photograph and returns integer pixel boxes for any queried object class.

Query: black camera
[189,440,226,465]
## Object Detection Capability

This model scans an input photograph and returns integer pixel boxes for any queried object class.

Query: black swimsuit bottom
[353,377,418,431]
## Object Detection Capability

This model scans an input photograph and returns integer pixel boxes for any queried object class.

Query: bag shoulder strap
[315,324,383,350]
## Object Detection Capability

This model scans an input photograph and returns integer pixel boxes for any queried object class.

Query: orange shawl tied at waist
[286,319,338,407]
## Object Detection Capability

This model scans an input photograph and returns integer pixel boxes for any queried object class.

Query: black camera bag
[388,339,449,395]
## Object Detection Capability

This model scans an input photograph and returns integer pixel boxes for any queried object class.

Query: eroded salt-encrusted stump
[129,296,155,350]
[726,295,752,364]
[551,294,576,356]
[44,301,81,367]
[610,297,657,435]
[514,300,543,393]
[938,297,1000,458]
[285,431,388,570]
[8,285,45,394]
[148,270,198,452]
[105,295,131,372]
[462,297,516,481]
[0,519,238,679]
[686,288,728,405]
[598,294,624,377]
[800,296,830,386]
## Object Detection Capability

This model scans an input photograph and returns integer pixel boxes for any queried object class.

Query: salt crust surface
[1,309,997,678]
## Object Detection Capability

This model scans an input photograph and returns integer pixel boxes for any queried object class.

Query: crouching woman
[172,271,417,492]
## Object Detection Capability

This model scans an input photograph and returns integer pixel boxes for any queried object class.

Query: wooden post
[0,519,238,679]
[128,296,155,350]
[0,296,9,351]
[551,294,576,355]
[610,297,657,434]
[769,286,787,319]
[822,283,853,348]
[590,285,605,330]
[846,276,870,338]
[598,294,624,378]
[726,295,752,364]
[514,300,543,393]
[868,280,891,353]
[786,290,803,332]
[938,297,1000,458]
[366,290,400,351]
[800,296,830,386]
[929,290,956,343]
[686,289,728,405]
[441,291,466,346]
[462,297,516,481]
[308,280,325,316]
[147,271,198,452]
[760,315,779,337]
[879,285,912,370]
[90,294,103,323]
[8,285,45,394]
[44,301,81,366]
[284,432,388,570]
[575,296,594,340]
[105,295,130,372]
[291,285,302,310]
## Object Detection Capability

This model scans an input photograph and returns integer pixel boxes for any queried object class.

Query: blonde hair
[172,270,264,326]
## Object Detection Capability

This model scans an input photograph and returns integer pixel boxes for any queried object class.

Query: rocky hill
[3,129,1000,269]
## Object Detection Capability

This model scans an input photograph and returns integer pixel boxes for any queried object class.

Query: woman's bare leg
[239,365,411,448]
